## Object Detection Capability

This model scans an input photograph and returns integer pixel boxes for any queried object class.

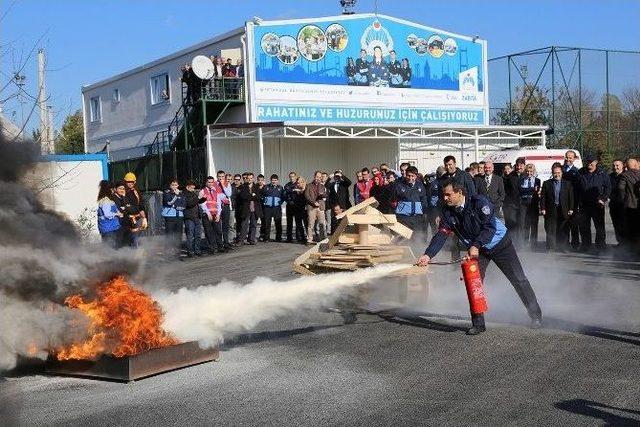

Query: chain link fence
[489,47,640,162]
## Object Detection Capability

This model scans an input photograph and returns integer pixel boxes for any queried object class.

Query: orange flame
[56,276,178,360]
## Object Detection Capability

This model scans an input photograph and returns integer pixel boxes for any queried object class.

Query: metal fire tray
[46,341,218,382]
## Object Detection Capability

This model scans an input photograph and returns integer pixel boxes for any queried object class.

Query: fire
[56,276,178,360]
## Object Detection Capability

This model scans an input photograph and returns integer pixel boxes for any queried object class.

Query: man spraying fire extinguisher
[416,179,543,335]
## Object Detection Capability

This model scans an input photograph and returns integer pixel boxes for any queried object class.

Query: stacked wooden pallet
[308,244,408,270]
[292,198,427,278]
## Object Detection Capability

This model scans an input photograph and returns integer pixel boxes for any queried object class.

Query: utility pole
[38,48,53,154]
[47,105,55,151]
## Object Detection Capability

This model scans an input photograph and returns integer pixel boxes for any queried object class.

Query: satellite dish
[191,55,215,80]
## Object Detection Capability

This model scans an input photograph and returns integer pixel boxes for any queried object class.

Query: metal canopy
[206,123,547,175]
[208,123,547,141]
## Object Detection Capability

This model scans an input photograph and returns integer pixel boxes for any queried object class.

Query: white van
[483,147,582,181]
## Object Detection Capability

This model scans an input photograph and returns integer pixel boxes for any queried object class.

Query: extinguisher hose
[415,257,464,266]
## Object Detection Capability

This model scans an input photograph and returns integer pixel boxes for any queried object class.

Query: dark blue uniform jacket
[424,195,507,258]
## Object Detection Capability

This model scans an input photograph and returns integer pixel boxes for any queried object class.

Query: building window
[150,73,170,105]
[113,88,120,102]
[90,96,101,122]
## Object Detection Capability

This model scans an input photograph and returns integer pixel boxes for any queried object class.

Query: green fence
[108,147,207,192]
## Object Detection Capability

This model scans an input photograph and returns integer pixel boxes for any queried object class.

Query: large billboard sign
[246,14,488,126]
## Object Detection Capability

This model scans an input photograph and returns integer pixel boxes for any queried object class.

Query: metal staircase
[147,78,245,155]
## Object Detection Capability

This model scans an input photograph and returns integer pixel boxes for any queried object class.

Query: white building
[82,28,245,160]
[82,13,546,182]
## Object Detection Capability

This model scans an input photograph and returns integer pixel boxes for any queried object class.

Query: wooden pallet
[292,198,426,277]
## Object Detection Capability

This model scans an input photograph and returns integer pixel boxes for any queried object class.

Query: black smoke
[0,134,140,370]
[0,135,139,301]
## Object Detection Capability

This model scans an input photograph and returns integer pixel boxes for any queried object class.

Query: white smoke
[155,264,409,347]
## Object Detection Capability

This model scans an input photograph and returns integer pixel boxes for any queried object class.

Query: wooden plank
[363,206,413,240]
[338,233,392,244]
[292,263,316,276]
[327,216,349,249]
[293,241,321,267]
[335,197,379,219]
[346,214,397,225]
[358,224,370,245]
[369,254,405,263]
[382,222,413,240]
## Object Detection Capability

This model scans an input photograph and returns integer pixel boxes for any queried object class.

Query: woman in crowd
[183,179,205,258]
[370,172,394,214]
[293,177,308,243]
[96,180,123,248]
[162,179,186,258]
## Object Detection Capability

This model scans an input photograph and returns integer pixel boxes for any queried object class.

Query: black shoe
[530,318,543,329]
[286,238,293,243]
[194,252,202,257]
[218,247,229,253]
[466,326,486,335]
[208,249,218,255]
[187,252,194,258]
[248,241,256,245]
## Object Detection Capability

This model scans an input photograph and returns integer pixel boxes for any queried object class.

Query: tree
[55,110,84,154]
[494,83,551,127]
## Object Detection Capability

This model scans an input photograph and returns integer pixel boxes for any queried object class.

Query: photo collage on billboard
[254,16,484,93]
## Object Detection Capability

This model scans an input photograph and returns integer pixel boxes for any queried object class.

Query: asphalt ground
[2,226,639,426]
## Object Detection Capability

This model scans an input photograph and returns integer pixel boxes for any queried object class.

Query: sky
[1,0,639,135]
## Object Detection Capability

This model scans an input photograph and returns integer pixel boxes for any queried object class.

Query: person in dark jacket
[326,170,353,227]
[236,173,262,245]
[215,170,234,249]
[284,171,299,242]
[162,179,187,258]
[183,180,205,257]
[563,150,582,250]
[475,161,505,217]
[578,156,611,251]
[618,157,640,253]
[439,155,477,260]
[503,159,526,241]
[370,173,394,214]
[426,167,445,238]
[540,164,574,251]
[232,173,244,240]
[609,159,626,245]
[416,179,542,335]
[392,166,428,235]
[123,172,147,248]
[293,177,308,243]
[112,181,134,248]
[518,164,541,249]
[262,174,285,242]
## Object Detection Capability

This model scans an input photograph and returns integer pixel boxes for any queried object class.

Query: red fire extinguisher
[460,258,488,315]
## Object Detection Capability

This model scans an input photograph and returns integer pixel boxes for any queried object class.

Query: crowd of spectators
[96,151,640,261]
